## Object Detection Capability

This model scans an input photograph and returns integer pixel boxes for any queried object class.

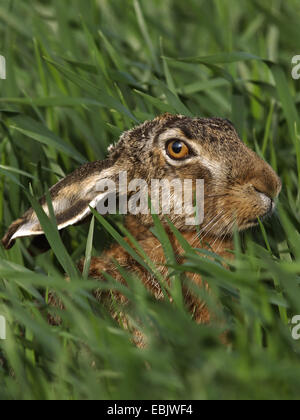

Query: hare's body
[79,226,234,326]
[2,113,281,327]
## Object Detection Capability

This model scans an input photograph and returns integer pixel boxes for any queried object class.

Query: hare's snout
[250,165,282,201]
[256,191,274,213]
[252,190,275,220]
[251,162,281,207]
[205,152,282,237]
[250,162,281,211]
[230,158,282,230]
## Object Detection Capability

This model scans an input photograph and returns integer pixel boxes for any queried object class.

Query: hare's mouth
[260,198,276,220]
[246,200,275,226]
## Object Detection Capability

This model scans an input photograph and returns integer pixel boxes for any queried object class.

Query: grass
[1,0,300,400]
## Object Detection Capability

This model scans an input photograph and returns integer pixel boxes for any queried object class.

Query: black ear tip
[1,235,15,250]
[1,219,24,250]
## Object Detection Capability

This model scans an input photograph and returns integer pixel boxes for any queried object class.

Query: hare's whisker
[198,212,225,244]
[199,214,225,241]
[214,220,235,253]
[197,211,225,238]
[210,227,225,250]
[193,213,222,243]
[210,216,231,248]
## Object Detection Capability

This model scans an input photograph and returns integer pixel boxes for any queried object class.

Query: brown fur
[78,229,234,326]
[2,113,282,335]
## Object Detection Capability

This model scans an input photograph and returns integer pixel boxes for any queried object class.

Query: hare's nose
[255,189,273,210]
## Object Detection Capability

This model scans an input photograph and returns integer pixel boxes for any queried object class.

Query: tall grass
[0,0,300,400]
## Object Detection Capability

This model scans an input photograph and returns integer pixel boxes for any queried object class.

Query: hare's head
[2,113,281,249]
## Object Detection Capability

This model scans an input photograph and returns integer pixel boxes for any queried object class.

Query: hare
[2,113,281,328]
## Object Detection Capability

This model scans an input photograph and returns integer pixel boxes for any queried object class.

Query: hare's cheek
[152,149,167,168]
[216,194,253,227]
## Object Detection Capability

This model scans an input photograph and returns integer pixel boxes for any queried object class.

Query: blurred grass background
[1,0,300,400]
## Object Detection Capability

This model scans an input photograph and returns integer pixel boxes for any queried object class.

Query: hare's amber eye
[167,140,190,160]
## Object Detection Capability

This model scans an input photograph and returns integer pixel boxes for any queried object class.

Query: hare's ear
[2,159,119,250]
